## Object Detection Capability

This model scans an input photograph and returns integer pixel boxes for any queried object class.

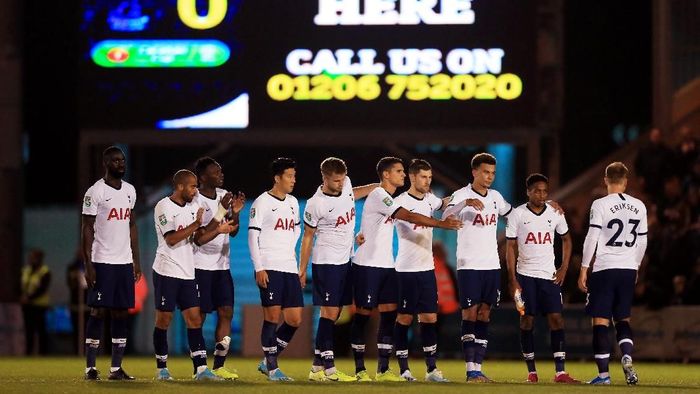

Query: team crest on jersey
[158,214,167,226]
[250,208,256,219]
[383,197,393,207]
[305,211,312,221]
[84,196,92,207]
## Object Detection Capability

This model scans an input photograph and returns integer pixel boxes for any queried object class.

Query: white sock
[466,362,475,372]
[599,372,610,378]
[110,367,120,373]
[269,368,279,376]
[311,365,324,373]
[324,367,337,375]
[85,367,95,373]
[196,365,208,374]
[475,363,482,372]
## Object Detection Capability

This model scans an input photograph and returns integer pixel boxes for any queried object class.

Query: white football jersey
[303,176,356,265]
[352,187,402,268]
[248,192,300,274]
[588,193,648,272]
[506,203,569,280]
[444,184,512,270]
[153,197,201,280]
[193,188,231,271]
[82,179,137,265]
[394,192,443,272]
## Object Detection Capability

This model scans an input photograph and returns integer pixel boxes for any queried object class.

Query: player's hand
[195,207,204,225]
[221,192,233,209]
[133,264,142,282]
[299,271,307,288]
[464,198,484,211]
[577,270,588,293]
[217,220,238,234]
[553,267,567,286]
[232,192,246,214]
[256,270,269,289]
[355,233,366,246]
[548,200,565,215]
[509,279,522,299]
[85,262,97,288]
[440,215,463,230]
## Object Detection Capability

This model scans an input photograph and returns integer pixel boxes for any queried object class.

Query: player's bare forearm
[298,225,316,274]
[353,183,379,200]
[81,215,96,265]
[229,211,240,237]
[129,217,141,275]
[505,239,518,282]
[560,233,572,271]
[165,220,201,246]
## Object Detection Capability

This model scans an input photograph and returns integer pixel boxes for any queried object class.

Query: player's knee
[548,314,564,330]
[285,315,302,327]
[476,307,491,322]
[520,316,534,330]
[356,307,372,316]
[218,306,233,321]
[397,314,413,325]
[418,313,437,324]
[155,312,173,328]
[111,309,129,320]
[90,308,105,319]
[461,307,477,320]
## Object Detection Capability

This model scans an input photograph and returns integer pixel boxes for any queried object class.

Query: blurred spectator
[683,258,700,305]
[635,127,677,198]
[677,125,698,175]
[21,249,51,355]
[66,249,88,354]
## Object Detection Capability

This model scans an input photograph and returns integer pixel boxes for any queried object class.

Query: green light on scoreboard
[91,40,230,68]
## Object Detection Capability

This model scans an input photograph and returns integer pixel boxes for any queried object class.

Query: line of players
[81,147,647,385]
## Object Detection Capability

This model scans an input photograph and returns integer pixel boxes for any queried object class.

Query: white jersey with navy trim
[394,192,443,272]
[505,203,569,280]
[352,187,402,268]
[193,188,231,271]
[248,192,300,274]
[303,176,356,265]
[82,179,137,265]
[443,184,512,270]
[587,193,648,272]
[153,197,201,280]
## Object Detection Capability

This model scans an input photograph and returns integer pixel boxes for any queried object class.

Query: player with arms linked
[578,162,647,385]
[299,157,378,382]
[505,173,580,384]
[351,157,461,382]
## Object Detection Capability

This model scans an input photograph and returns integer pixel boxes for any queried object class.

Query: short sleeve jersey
[352,187,402,268]
[193,188,231,271]
[505,203,569,280]
[152,197,201,280]
[588,193,648,272]
[445,184,512,270]
[82,179,137,265]
[394,192,443,272]
[303,176,356,265]
[248,192,300,274]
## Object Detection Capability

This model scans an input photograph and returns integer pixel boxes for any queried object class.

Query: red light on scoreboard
[106,47,130,63]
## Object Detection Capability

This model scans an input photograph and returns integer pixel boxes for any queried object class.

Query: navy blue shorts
[352,264,398,308]
[585,268,636,320]
[517,273,563,316]
[397,270,438,314]
[259,270,304,308]
[87,263,135,309]
[457,269,501,309]
[312,263,353,307]
[152,271,200,312]
[195,269,234,313]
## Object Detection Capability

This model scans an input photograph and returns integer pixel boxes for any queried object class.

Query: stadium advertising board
[80,0,535,130]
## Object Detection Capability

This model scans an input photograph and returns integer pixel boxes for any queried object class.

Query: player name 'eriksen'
[609,202,639,215]
[315,0,475,26]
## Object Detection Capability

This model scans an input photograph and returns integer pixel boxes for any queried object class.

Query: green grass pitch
[1,357,699,393]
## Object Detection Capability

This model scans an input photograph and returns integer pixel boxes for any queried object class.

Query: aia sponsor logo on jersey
[524,231,552,244]
[472,213,496,226]
[335,207,356,228]
[274,217,296,231]
[107,207,131,221]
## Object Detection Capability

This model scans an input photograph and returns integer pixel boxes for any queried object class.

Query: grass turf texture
[1,357,698,393]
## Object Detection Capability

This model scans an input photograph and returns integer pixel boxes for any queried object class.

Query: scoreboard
[80,0,536,131]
